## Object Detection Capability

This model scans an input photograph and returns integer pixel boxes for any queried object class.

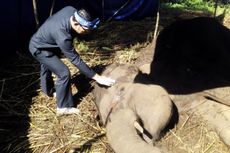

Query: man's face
[71,17,91,35]
[77,24,91,34]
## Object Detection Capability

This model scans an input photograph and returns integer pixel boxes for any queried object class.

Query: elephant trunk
[106,108,163,153]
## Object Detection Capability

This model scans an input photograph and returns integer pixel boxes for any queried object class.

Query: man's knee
[58,68,71,81]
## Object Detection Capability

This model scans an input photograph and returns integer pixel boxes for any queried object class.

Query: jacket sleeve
[55,30,96,78]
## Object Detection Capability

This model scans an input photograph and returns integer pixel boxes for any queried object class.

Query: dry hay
[28,92,112,153]
[157,113,230,153]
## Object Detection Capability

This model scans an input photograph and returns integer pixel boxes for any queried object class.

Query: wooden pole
[32,0,39,29]
[49,0,56,17]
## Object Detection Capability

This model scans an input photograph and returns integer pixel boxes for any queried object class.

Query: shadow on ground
[0,53,40,153]
[149,17,230,94]
[71,65,106,107]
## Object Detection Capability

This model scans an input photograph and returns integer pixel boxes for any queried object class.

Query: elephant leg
[106,108,162,153]
[131,85,173,141]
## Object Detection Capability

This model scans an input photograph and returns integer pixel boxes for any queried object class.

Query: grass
[161,0,230,16]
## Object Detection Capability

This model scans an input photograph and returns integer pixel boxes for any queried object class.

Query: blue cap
[74,11,100,29]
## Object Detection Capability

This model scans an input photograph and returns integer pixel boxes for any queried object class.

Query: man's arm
[56,31,115,86]
[56,31,96,78]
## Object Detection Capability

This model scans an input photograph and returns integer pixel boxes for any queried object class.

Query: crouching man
[29,6,115,116]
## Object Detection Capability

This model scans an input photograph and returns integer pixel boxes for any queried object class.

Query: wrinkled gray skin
[93,64,172,153]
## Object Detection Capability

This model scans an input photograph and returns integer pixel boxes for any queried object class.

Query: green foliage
[162,0,230,15]
[73,38,89,52]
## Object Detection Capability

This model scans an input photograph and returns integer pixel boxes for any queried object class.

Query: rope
[106,0,131,22]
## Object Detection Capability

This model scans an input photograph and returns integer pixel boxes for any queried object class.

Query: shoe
[46,92,56,98]
[53,92,56,98]
[56,107,80,116]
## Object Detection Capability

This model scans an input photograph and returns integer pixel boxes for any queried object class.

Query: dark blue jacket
[29,6,95,78]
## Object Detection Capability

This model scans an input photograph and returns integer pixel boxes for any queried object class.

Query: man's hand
[92,74,116,86]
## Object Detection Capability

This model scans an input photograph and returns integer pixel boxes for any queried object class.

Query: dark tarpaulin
[0,0,82,61]
[84,0,159,20]
[0,0,158,61]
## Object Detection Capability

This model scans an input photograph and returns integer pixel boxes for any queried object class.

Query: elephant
[93,64,173,153]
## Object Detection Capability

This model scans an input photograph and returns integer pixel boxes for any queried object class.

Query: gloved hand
[92,74,116,86]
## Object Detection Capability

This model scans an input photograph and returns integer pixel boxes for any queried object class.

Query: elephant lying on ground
[93,64,173,153]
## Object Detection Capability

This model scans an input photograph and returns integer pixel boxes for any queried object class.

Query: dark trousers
[32,50,74,108]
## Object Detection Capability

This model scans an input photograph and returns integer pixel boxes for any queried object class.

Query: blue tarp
[85,0,159,20]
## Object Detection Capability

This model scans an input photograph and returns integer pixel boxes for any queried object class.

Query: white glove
[93,74,116,86]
